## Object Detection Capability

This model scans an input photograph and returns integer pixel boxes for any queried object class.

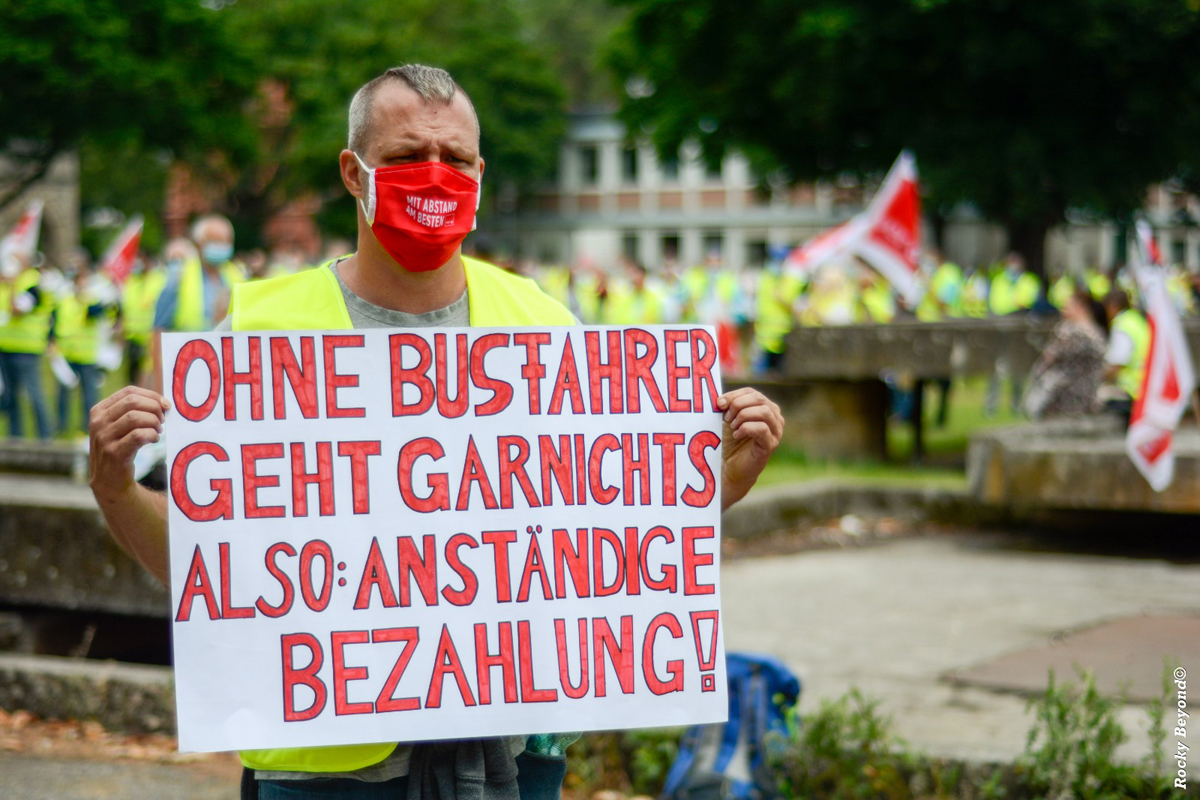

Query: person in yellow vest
[87,64,785,800]
[1084,268,1111,302]
[53,265,118,435]
[149,215,244,393]
[602,256,665,325]
[915,254,963,322]
[988,252,1041,317]
[120,255,167,387]
[960,267,990,318]
[985,252,1042,416]
[0,251,55,439]
[858,267,896,324]
[1048,273,1076,310]
[1099,288,1150,425]
[753,257,802,372]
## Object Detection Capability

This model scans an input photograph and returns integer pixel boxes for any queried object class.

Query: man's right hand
[89,386,169,500]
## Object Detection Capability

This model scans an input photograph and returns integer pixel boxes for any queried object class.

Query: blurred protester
[602,256,664,325]
[753,255,803,373]
[683,250,744,325]
[1023,288,1107,419]
[859,267,896,324]
[120,254,166,387]
[1048,270,1075,310]
[1099,288,1150,425]
[150,215,244,392]
[242,248,270,280]
[53,263,119,435]
[915,252,963,321]
[1085,267,1111,302]
[961,266,990,318]
[799,264,857,325]
[988,252,1041,316]
[0,251,55,439]
[986,252,1041,416]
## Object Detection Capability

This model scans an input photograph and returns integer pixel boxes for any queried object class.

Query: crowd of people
[1,215,1194,440]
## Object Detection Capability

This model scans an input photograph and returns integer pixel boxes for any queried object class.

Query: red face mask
[355,154,480,273]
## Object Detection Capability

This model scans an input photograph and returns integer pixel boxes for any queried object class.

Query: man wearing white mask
[88,65,784,800]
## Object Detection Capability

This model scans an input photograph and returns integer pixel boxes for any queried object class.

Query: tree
[0,0,256,212]
[212,0,568,244]
[608,0,1200,276]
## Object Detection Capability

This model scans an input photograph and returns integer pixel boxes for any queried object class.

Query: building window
[703,233,724,261]
[622,146,638,184]
[661,234,680,265]
[579,145,598,185]
[660,155,679,182]
[1172,238,1187,265]
[747,241,768,268]
[622,233,639,262]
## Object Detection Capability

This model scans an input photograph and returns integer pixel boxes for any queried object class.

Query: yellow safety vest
[602,281,664,325]
[1111,309,1151,400]
[0,269,55,354]
[231,256,573,774]
[55,293,106,365]
[754,271,800,353]
[1048,276,1075,310]
[862,281,896,324]
[122,269,168,345]
[961,274,990,318]
[174,258,244,332]
[989,271,1040,316]
[1086,271,1111,302]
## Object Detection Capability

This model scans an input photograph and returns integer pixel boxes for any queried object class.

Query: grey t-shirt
[229,261,525,782]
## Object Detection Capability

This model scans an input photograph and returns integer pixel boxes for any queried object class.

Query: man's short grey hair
[189,213,233,244]
[347,64,479,154]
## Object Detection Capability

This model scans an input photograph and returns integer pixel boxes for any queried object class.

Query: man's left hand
[717,387,784,511]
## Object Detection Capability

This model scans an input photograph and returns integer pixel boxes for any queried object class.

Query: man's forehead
[367,83,479,148]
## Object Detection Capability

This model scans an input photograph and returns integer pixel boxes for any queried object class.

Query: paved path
[0,752,239,799]
[722,531,1200,767]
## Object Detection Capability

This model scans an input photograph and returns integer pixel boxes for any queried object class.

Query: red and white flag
[782,152,923,305]
[100,216,144,285]
[783,216,868,278]
[1125,222,1196,492]
[0,199,44,277]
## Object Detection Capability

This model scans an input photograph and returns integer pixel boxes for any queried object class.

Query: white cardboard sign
[162,326,726,753]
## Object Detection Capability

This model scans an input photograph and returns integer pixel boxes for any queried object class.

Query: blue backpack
[661,653,801,800]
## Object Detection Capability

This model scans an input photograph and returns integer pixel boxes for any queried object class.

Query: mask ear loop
[353,152,376,225]
[471,177,482,232]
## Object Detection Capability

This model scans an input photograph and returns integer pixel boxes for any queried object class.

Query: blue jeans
[1,351,51,439]
[58,361,101,434]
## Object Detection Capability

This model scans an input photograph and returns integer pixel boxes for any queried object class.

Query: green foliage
[566,728,682,796]
[1018,667,1190,800]
[512,0,628,105]
[219,0,567,243]
[774,689,913,799]
[609,0,1200,271]
[79,136,168,256]
[1019,668,1134,799]
[3,1,567,243]
[0,0,256,210]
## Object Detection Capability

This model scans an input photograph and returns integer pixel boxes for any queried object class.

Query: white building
[484,109,1200,275]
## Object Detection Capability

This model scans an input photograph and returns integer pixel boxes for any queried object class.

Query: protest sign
[163,326,726,753]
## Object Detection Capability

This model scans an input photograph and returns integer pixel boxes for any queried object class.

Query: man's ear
[340,150,364,199]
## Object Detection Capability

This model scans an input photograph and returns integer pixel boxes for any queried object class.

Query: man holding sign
[89,65,783,800]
